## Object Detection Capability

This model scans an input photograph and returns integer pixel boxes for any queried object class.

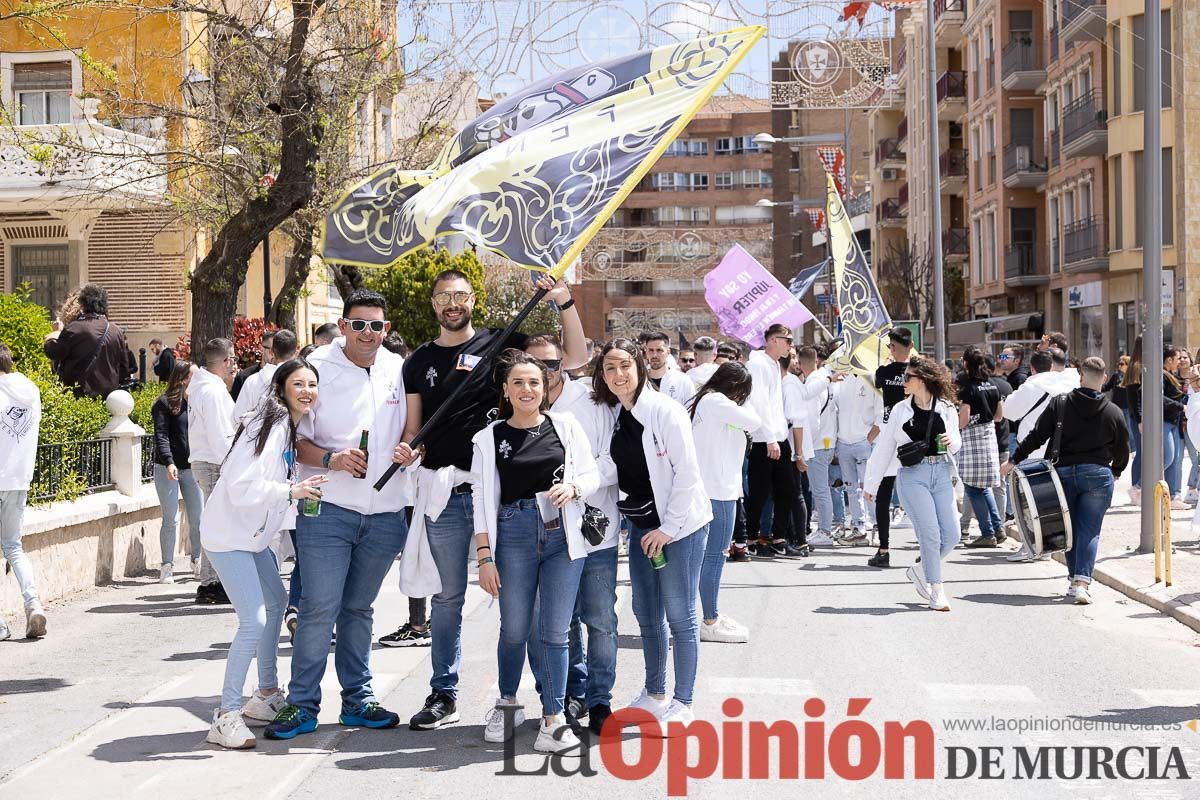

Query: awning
[986,312,1044,334]
[945,320,986,347]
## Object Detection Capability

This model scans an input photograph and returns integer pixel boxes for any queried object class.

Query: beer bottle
[356,429,369,479]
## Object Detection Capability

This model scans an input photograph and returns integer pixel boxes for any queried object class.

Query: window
[1063,189,1075,226]
[1164,147,1174,245]
[972,219,983,284]
[739,135,761,153]
[1111,155,1123,249]
[970,39,980,99]
[986,213,997,281]
[1080,181,1092,219]
[1112,24,1122,116]
[715,137,733,155]
[714,136,760,155]
[1079,67,1091,97]
[665,138,709,156]
[984,25,994,89]
[715,171,733,189]
[1134,149,1144,246]
[987,119,996,184]
[971,126,981,192]
[12,244,70,312]
[1132,14,1145,112]
[13,61,72,125]
[1162,10,1173,108]
[1049,197,1060,271]
[1047,92,1057,131]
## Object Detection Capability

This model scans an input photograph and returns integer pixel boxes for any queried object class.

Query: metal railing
[1063,216,1105,264]
[1004,242,1040,278]
[936,71,968,102]
[878,198,904,221]
[1002,37,1039,77]
[934,0,963,20]
[1062,0,1100,28]
[1050,237,1061,273]
[1062,90,1107,146]
[846,192,873,218]
[898,183,910,206]
[141,434,155,483]
[943,228,970,256]
[896,45,907,73]
[1003,140,1046,177]
[1048,130,1060,168]
[876,137,903,164]
[1049,27,1059,61]
[897,116,908,143]
[29,438,114,503]
[1154,480,1172,586]
[940,148,969,178]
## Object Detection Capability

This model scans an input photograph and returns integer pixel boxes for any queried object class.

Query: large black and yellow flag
[823,173,892,375]
[320,26,765,280]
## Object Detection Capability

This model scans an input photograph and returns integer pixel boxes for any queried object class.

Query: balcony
[936,71,967,120]
[1062,0,1105,47]
[939,148,968,194]
[1004,243,1048,286]
[0,121,167,205]
[897,116,909,144]
[1001,37,1045,91]
[877,197,905,227]
[1048,130,1060,169]
[1003,140,1047,188]
[898,183,910,211]
[1063,216,1107,273]
[896,45,907,76]
[876,137,905,168]
[1061,90,1107,158]
[943,227,969,262]
[933,0,964,47]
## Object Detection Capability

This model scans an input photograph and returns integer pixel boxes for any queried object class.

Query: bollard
[1153,480,1172,587]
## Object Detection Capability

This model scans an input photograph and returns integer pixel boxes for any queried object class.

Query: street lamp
[752,132,846,147]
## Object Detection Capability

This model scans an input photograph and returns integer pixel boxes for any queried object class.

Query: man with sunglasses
[998,344,1029,390]
[744,324,799,557]
[392,269,587,731]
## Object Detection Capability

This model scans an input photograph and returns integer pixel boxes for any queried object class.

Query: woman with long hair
[1174,351,1200,504]
[688,361,759,643]
[470,350,600,754]
[1162,347,1189,509]
[957,345,1006,547]
[863,357,962,611]
[200,358,326,750]
[151,360,204,583]
[1123,336,1144,504]
[594,338,712,730]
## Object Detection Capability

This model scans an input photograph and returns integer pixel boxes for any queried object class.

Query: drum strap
[1016,390,1050,428]
[1046,395,1068,464]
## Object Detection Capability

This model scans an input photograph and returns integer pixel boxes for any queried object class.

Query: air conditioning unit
[881,167,900,181]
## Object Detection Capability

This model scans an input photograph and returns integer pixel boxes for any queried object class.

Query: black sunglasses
[345,319,386,333]
[540,359,562,371]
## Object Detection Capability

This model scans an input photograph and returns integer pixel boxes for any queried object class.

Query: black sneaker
[587,704,612,735]
[565,695,588,721]
[994,531,1008,546]
[378,622,431,648]
[767,539,788,557]
[783,543,808,558]
[966,536,998,548]
[195,583,218,605]
[210,582,231,605]
[409,691,459,730]
[727,546,751,563]
[867,550,891,568]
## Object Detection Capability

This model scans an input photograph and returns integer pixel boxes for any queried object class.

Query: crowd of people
[0,277,1180,751]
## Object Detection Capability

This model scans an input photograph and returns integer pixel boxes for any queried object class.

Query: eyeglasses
[680,358,696,364]
[432,290,474,307]
[903,372,919,381]
[998,353,1012,361]
[772,335,794,344]
[540,359,562,371]
[345,319,386,333]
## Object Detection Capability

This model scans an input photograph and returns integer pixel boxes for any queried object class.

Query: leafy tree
[363,249,487,349]
[477,271,562,336]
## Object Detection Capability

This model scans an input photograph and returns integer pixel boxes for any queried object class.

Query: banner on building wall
[704,244,815,349]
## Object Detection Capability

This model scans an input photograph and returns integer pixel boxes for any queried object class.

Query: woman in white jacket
[595,339,713,730]
[863,357,962,612]
[688,361,759,644]
[471,351,600,754]
[200,359,326,750]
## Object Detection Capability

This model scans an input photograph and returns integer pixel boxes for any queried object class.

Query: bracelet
[322,450,333,468]
[476,544,491,552]
[558,297,575,311]
[478,556,494,566]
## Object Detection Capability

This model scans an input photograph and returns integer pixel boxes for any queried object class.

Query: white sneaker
[1065,584,1080,599]
[534,715,581,754]
[25,606,46,639]
[892,509,912,529]
[906,563,930,601]
[1129,486,1141,506]
[1006,543,1034,562]
[807,530,836,546]
[241,689,288,726]
[1074,586,1093,605]
[206,709,255,749]
[191,557,201,576]
[928,583,951,612]
[627,689,669,719]
[1171,498,1190,511]
[659,700,695,736]
[483,697,526,743]
[1187,489,1199,505]
[0,617,8,641]
[700,616,749,644]
[159,564,175,584]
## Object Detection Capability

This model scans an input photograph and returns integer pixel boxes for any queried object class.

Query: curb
[1049,550,1200,634]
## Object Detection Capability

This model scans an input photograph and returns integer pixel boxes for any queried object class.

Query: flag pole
[373,287,550,492]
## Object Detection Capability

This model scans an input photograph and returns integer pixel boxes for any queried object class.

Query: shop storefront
[1067,281,1104,359]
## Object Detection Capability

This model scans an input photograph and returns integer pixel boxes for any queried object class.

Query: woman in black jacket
[1162,348,1188,508]
[151,360,204,583]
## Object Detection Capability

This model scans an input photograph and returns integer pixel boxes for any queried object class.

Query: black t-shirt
[403,329,529,471]
[875,361,908,421]
[648,375,663,390]
[611,406,661,528]
[957,378,1000,427]
[493,419,564,505]
[989,375,1013,446]
[902,399,947,449]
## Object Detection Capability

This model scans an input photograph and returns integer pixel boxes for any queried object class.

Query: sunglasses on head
[345,319,386,333]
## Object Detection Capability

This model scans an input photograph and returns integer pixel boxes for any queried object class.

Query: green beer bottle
[355,429,369,479]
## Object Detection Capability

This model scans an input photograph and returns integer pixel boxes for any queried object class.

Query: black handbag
[580,503,610,546]
[617,496,658,528]
[897,398,937,467]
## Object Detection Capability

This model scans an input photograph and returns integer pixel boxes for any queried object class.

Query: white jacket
[692,392,759,500]
[187,368,235,465]
[863,397,962,497]
[652,367,695,406]
[747,350,787,443]
[809,370,839,450]
[835,374,881,444]
[552,379,620,552]
[469,411,601,561]
[199,419,293,552]
[1003,370,1075,459]
[231,363,277,425]
[597,388,713,541]
[0,372,41,491]
[687,362,718,392]
[296,340,410,514]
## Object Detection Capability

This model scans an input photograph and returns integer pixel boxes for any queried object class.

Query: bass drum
[1008,459,1073,556]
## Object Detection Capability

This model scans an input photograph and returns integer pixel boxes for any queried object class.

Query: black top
[231,363,261,401]
[902,399,947,449]
[990,375,1013,447]
[43,314,129,399]
[611,406,660,529]
[648,375,663,390]
[493,419,565,505]
[1007,365,1030,390]
[153,348,176,382]
[875,361,907,422]
[1011,389,1131,477]
[151,395,191,469]
[403,329,529,471]
[1103,371,1128,410]
[1164,376,1186,427]
[957,378,1001,427]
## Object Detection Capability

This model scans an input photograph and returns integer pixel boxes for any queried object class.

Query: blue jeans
[700,499,736,621]
[1186,433,1200,491]
[627,523,708,705]
[836,439,872,529]
[1057,464,1114,584]
[287,529,302,609]
[529,545,619,710]
[425,491,475,698]
[1164,422,1184,497]
[208,548,287,712]
[963,484,1002,538]
[493,500,584,716]
[1126,408,1141,488]
[895,460,959,584]
[287,502,407,715]
[0,490,39,610]
[152,464,203,568]
[808,448,838,532]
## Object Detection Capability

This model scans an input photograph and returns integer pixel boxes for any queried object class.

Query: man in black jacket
[1003,357,1130,605]
[43,284,128,399]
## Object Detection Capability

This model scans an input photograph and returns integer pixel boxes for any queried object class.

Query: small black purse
[580,503,610,546]
[896,398,937,467]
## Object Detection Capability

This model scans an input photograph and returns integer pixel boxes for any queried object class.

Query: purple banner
[703,244,815,348]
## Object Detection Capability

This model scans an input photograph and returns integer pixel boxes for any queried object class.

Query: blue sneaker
[263,704,317,740]
[339,701,401,729]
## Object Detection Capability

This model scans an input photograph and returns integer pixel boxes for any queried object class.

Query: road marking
[708,678,815,696]
[924,683,1039,708]
[1131,689,1200,707]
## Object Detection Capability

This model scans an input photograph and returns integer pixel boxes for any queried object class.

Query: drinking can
[650,549,668,570]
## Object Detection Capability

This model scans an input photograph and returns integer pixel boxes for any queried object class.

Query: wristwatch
[322,450,333,469]
[558,297,575,311]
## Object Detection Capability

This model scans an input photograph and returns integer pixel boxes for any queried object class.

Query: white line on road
[708,677,816,696]
[924,683,1039,708]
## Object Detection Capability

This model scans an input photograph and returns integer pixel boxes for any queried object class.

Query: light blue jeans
[836,438,872,529]
[808,447,840,532]
[494,499,584,716]
[700,499,736,621]
[1164,422,1184,498]
[288,502,407,715]
[895,459,959,585]
[207,548,287,712]
[152,464,203,567]
[1126,408,1141,489]
[627,523,708,705]
[963,484,1002,538]
[425,491,475,698]
[1186,433,1200,492]
[0,490,40,610]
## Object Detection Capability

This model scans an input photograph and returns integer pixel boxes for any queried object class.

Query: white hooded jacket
[199,419,294,553]
[863,397,963,497]
[1003,369,1077,459]
[0,371,41,492]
